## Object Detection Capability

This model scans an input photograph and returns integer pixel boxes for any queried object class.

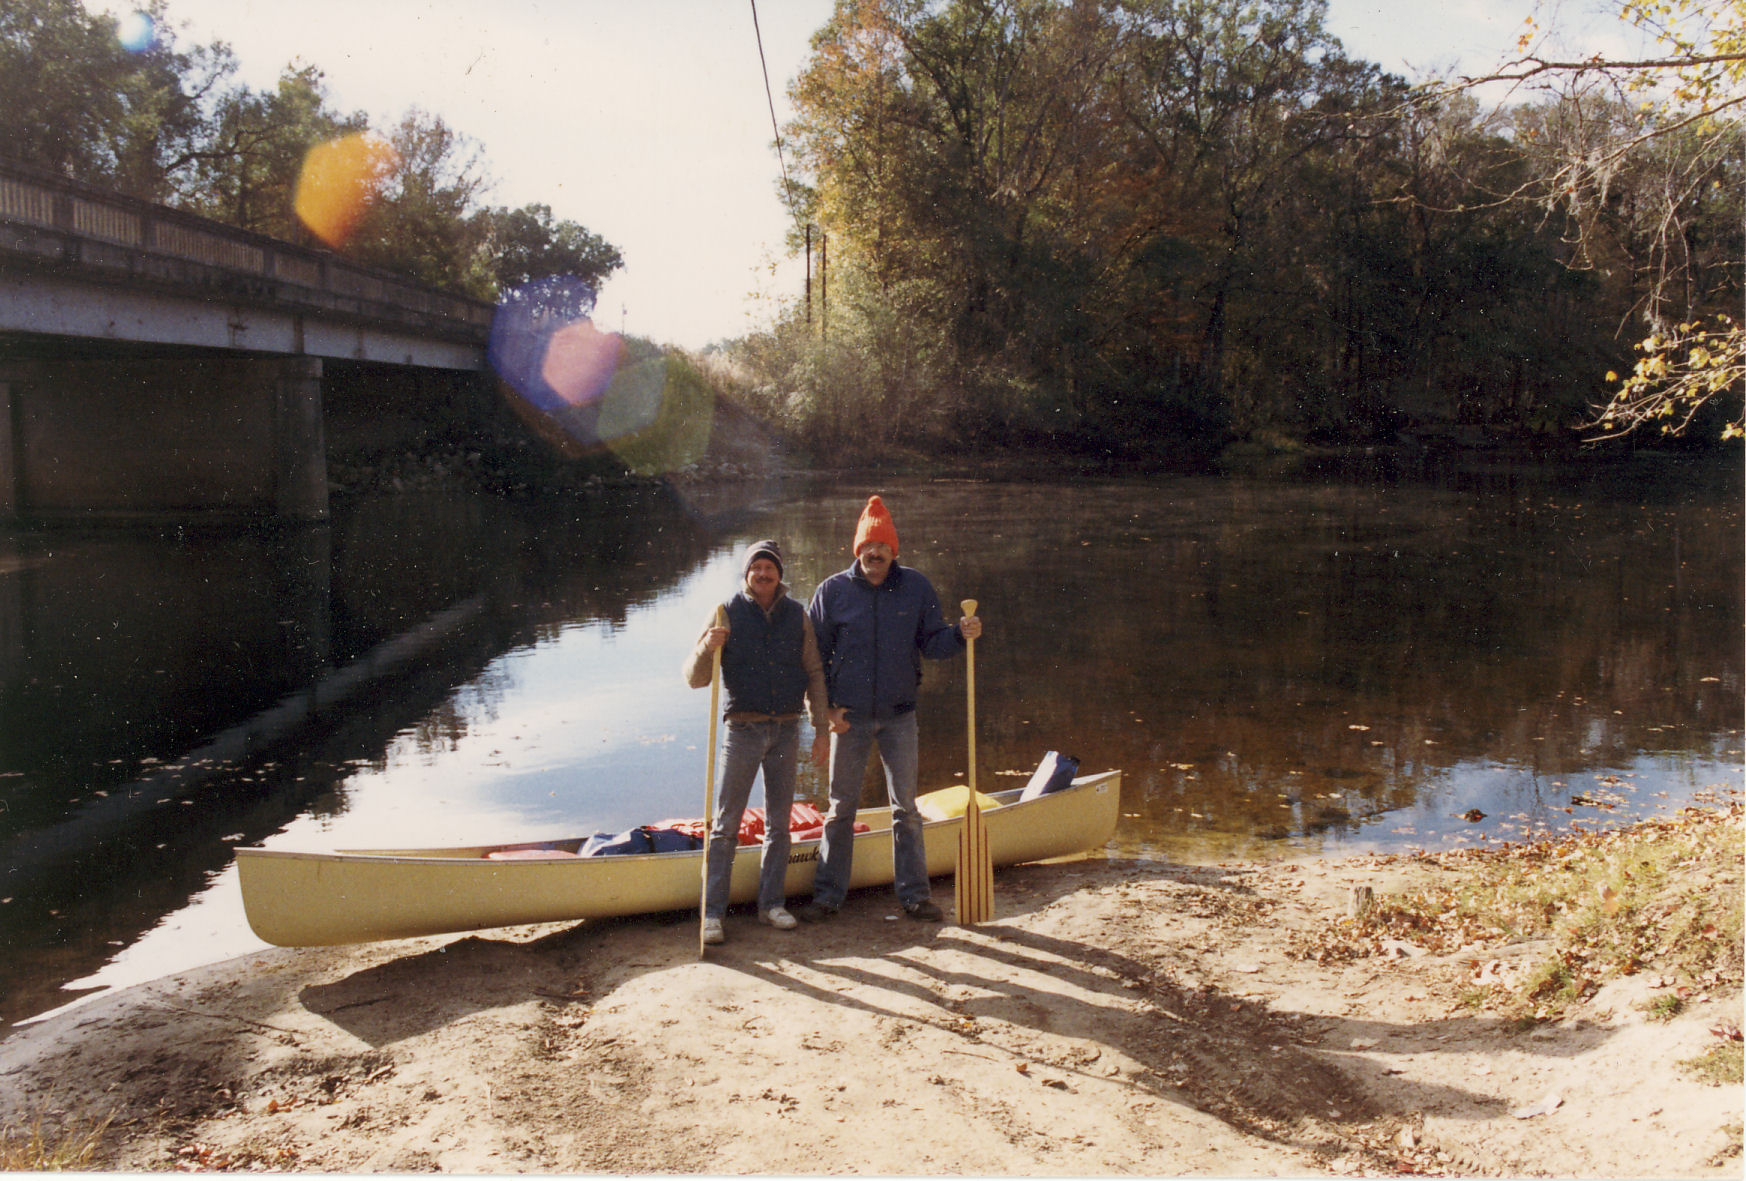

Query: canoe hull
[236,770,1122,947]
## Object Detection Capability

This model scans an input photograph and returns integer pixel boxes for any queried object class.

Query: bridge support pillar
[0,379,17,518]
[272,356,328,521]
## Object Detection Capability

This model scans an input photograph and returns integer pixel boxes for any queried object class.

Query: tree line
[0,0,623,304]
[5,0,1738,461]
[714,0,1742,456]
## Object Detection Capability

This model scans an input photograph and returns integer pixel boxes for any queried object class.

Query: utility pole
[819,230,827,340]
[805,223,813,328]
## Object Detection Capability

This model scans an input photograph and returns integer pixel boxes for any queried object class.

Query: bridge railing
[0,156,494,339]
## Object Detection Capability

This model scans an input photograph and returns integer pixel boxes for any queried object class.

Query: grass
[1355,802,1743,1020]
[0,1112,113,1171]
[1680,1043,1744,1086]
[1646,993,1687,1022]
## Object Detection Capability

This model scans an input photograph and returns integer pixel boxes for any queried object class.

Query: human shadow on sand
[706,866,1634,1167]
[295,851,1628,1173]
[297,913,652,1046]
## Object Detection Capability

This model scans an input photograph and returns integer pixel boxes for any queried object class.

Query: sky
[92,0,1646,350]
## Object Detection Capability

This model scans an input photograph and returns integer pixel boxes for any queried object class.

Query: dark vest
[721,594,809,716]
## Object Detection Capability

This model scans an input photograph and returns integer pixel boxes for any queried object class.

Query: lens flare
[540,316,624,409]
[489,277,617,458]
[116,11,156,52]
[293,133,398,249]
[488,276,714,472]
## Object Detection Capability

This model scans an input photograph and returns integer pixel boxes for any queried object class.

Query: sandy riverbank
[2,838,1740,1176]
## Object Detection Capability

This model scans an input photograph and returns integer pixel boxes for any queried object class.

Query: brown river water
[0,454,1739,1026]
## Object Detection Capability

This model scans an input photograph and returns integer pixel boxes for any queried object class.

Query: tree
[0,0,228,200]
[180,65,369,238]
[345,108,493,293]
[0,2,623,304]
[339,115,628,303]
[479,203,624,295]
[778,0,1601,451]
[1441,0,1745,439]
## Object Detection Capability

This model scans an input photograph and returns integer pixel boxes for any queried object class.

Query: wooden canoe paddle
[700,604,726,957]
[955,599,993,924]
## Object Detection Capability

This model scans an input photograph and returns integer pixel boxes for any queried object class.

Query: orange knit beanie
[853,495,899,555]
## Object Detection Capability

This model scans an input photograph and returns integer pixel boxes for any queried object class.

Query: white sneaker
[702,917,725,944]
[759,907,798,930]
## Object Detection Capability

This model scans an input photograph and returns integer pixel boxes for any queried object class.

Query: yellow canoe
[236,770,1122,947]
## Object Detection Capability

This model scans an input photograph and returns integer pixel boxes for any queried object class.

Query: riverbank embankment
[2,803,1739,1176]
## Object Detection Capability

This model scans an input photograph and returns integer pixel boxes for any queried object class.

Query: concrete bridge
[0,158,496,520]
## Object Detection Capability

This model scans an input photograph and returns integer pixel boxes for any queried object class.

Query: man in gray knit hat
[683,540,842,944]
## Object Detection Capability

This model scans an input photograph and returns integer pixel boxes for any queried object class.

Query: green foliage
[0,0,224,199]
[347,107,493,293]
[760,0,1668,455]
[0,1,621,301]
[1646,992,1687,1021]
[480,203,625,295]
[181,64,368,237]
[1448,0,1746,441]
[1681,1044,1744,1087]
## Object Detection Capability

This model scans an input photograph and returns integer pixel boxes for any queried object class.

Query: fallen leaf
[1511,1093,1563,1120]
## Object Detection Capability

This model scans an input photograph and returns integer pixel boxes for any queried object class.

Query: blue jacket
[808,560,964,719]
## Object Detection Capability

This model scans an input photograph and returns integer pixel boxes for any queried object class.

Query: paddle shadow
[716,886,1641,1165]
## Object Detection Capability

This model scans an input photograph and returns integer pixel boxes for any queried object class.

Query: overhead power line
[749,0,799,228]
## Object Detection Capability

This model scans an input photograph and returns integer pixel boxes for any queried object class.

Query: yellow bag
[916,785,1002,821]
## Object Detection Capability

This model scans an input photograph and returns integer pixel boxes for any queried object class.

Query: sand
[2,852,1740,1175]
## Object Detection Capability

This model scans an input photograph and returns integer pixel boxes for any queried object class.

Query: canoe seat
[1018,751,1080,801]
[485,848,581,860]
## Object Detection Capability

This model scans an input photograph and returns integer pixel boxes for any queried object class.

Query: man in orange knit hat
[799,496,981,923]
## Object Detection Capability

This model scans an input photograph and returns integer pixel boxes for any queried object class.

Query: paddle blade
[955,797,994,924]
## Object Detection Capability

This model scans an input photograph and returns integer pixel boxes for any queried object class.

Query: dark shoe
[796,901,839,923]
[902,899,943,922]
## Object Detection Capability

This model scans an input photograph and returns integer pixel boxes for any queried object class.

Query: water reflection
[0,457,1739,1027]
[0,486,721,1025]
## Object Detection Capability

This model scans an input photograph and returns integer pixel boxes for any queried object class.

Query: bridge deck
[0,159,493,370]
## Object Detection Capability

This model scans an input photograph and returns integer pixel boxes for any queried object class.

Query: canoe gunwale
[243,770,1121,866]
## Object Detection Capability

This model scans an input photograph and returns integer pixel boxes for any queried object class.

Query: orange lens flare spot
[294,133,398,249]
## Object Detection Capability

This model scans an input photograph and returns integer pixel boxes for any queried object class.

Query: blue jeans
[704,719,797,919]
[810,711,930,909]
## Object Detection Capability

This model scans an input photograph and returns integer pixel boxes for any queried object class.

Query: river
[1,454,1739,1028]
